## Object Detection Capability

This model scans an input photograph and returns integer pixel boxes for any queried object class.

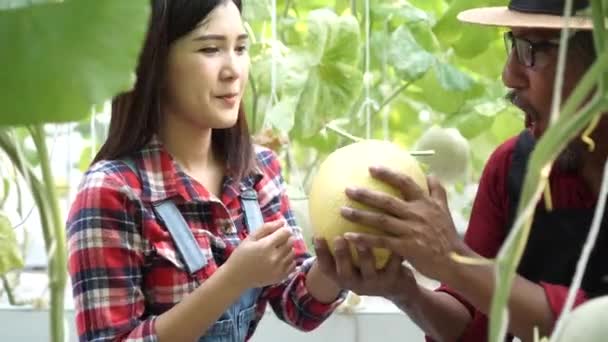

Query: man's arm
[391,286,472,342]
[445,248,554,341]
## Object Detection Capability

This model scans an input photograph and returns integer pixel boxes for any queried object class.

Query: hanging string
[364,0,372,139]
[265,0,280,117]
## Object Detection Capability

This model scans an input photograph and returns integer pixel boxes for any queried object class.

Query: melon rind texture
[309,140,428,268]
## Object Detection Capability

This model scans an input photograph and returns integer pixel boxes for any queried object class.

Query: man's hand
[339,166,469,282]
[313,236,418,299]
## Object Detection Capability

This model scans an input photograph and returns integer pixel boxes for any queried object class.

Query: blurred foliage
[243,0,521,195]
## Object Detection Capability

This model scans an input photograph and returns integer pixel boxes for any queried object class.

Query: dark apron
[506,130,608,298]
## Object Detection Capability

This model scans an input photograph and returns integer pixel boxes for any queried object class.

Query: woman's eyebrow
[193,33,249,42]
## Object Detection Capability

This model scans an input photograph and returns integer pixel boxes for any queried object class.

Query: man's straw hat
[457,0,593,30]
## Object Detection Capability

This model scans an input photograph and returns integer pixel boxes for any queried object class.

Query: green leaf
[0,212,24,276]
[449,111,496,139]
[435,62,474,91]
[291,10,363,137]
[408,0,446,17]
[372,2,432,25]
[0,0,56,10]
[242,0,271,22]
[265,97,298,132]
[307,9,360,63]
[78,145,93,173]
[434,0,506,47]
[491,108,524,141]
[0,0,150,125]
[389,26,435,81]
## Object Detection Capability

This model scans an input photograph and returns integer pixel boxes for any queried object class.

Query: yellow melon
[308,140,429,269]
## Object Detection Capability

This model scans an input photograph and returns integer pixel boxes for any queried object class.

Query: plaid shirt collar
[131,136,264,206]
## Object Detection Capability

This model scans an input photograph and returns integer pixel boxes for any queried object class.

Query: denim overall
[123,160,265,342]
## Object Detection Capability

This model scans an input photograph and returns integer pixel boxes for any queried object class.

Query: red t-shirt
[427,135,595,341]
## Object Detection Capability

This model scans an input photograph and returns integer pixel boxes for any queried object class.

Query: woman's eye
[236,45,248,54]
[199,47,219,54]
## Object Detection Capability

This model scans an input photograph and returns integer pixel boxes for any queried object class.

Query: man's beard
[505,91,584,173]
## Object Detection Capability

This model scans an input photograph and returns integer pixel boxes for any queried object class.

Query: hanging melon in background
[553,296,608,342]
[308,140,429,268]
[415,126,471,184]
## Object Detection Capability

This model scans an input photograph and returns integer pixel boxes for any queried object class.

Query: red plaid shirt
[67,137,344,341]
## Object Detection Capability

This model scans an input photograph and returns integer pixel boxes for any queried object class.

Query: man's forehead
[509,27,562,39]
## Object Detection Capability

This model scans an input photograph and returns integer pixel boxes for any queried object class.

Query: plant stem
[0,131,52,253]
[30,125,66,342]
[591,0,607,89]
[548,0,575,125]
[374,81,413,116]
[249,71,259,132]
[283,0,292,18]
[2,276,16,305]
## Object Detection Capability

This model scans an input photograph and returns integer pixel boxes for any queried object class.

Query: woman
[66,1,345,341]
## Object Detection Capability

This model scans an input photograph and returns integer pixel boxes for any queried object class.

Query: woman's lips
[216,94,238,107]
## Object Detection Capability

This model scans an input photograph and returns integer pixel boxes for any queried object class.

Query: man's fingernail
[344,232,358,240]
[334,238,346,250]
[341,206,353,216]
[355,243,366,252]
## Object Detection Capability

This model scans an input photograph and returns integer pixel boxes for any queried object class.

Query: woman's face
[164,1,249,130]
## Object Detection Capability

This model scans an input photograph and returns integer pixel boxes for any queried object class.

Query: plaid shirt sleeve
[67,164,158,342]
[255,148,346,332]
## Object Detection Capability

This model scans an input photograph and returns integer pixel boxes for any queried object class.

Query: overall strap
[506,130,536,233]
[121,158,207,275]
[239,187,264,233]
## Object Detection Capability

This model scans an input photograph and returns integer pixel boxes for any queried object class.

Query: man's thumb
[428,176,448,207]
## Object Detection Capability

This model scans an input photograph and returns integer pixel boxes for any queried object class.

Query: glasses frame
[503,31,562,68]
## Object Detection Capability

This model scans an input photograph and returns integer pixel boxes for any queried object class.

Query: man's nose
[502,51,528,90]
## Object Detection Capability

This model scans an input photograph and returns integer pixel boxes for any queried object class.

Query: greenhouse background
[0,0,531,341]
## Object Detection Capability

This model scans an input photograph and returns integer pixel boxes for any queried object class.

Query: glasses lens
[504,32,513,56]
[514,38,533,67]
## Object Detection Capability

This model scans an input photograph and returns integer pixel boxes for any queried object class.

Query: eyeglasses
[503,31,561,68]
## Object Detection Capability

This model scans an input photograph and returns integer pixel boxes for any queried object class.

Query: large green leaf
[0,0,150,125]
[371,2,433,25]
[0,0,55,10]
[265,96,298,132]
[243,0,271,22]
[0,212,24,276]
[434,0,506,49]
[389,26,435,81]
[291,10,363,137]
[435,61,474,91]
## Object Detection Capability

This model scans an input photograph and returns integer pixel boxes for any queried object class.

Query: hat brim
[457,7,593,30]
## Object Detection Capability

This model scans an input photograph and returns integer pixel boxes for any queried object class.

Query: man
[314,0,608,341]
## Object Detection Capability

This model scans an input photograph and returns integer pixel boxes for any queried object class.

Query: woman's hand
[226,220,296,288]
[340,166,468,282]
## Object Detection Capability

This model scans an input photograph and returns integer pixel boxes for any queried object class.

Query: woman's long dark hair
[94,0,255,181]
